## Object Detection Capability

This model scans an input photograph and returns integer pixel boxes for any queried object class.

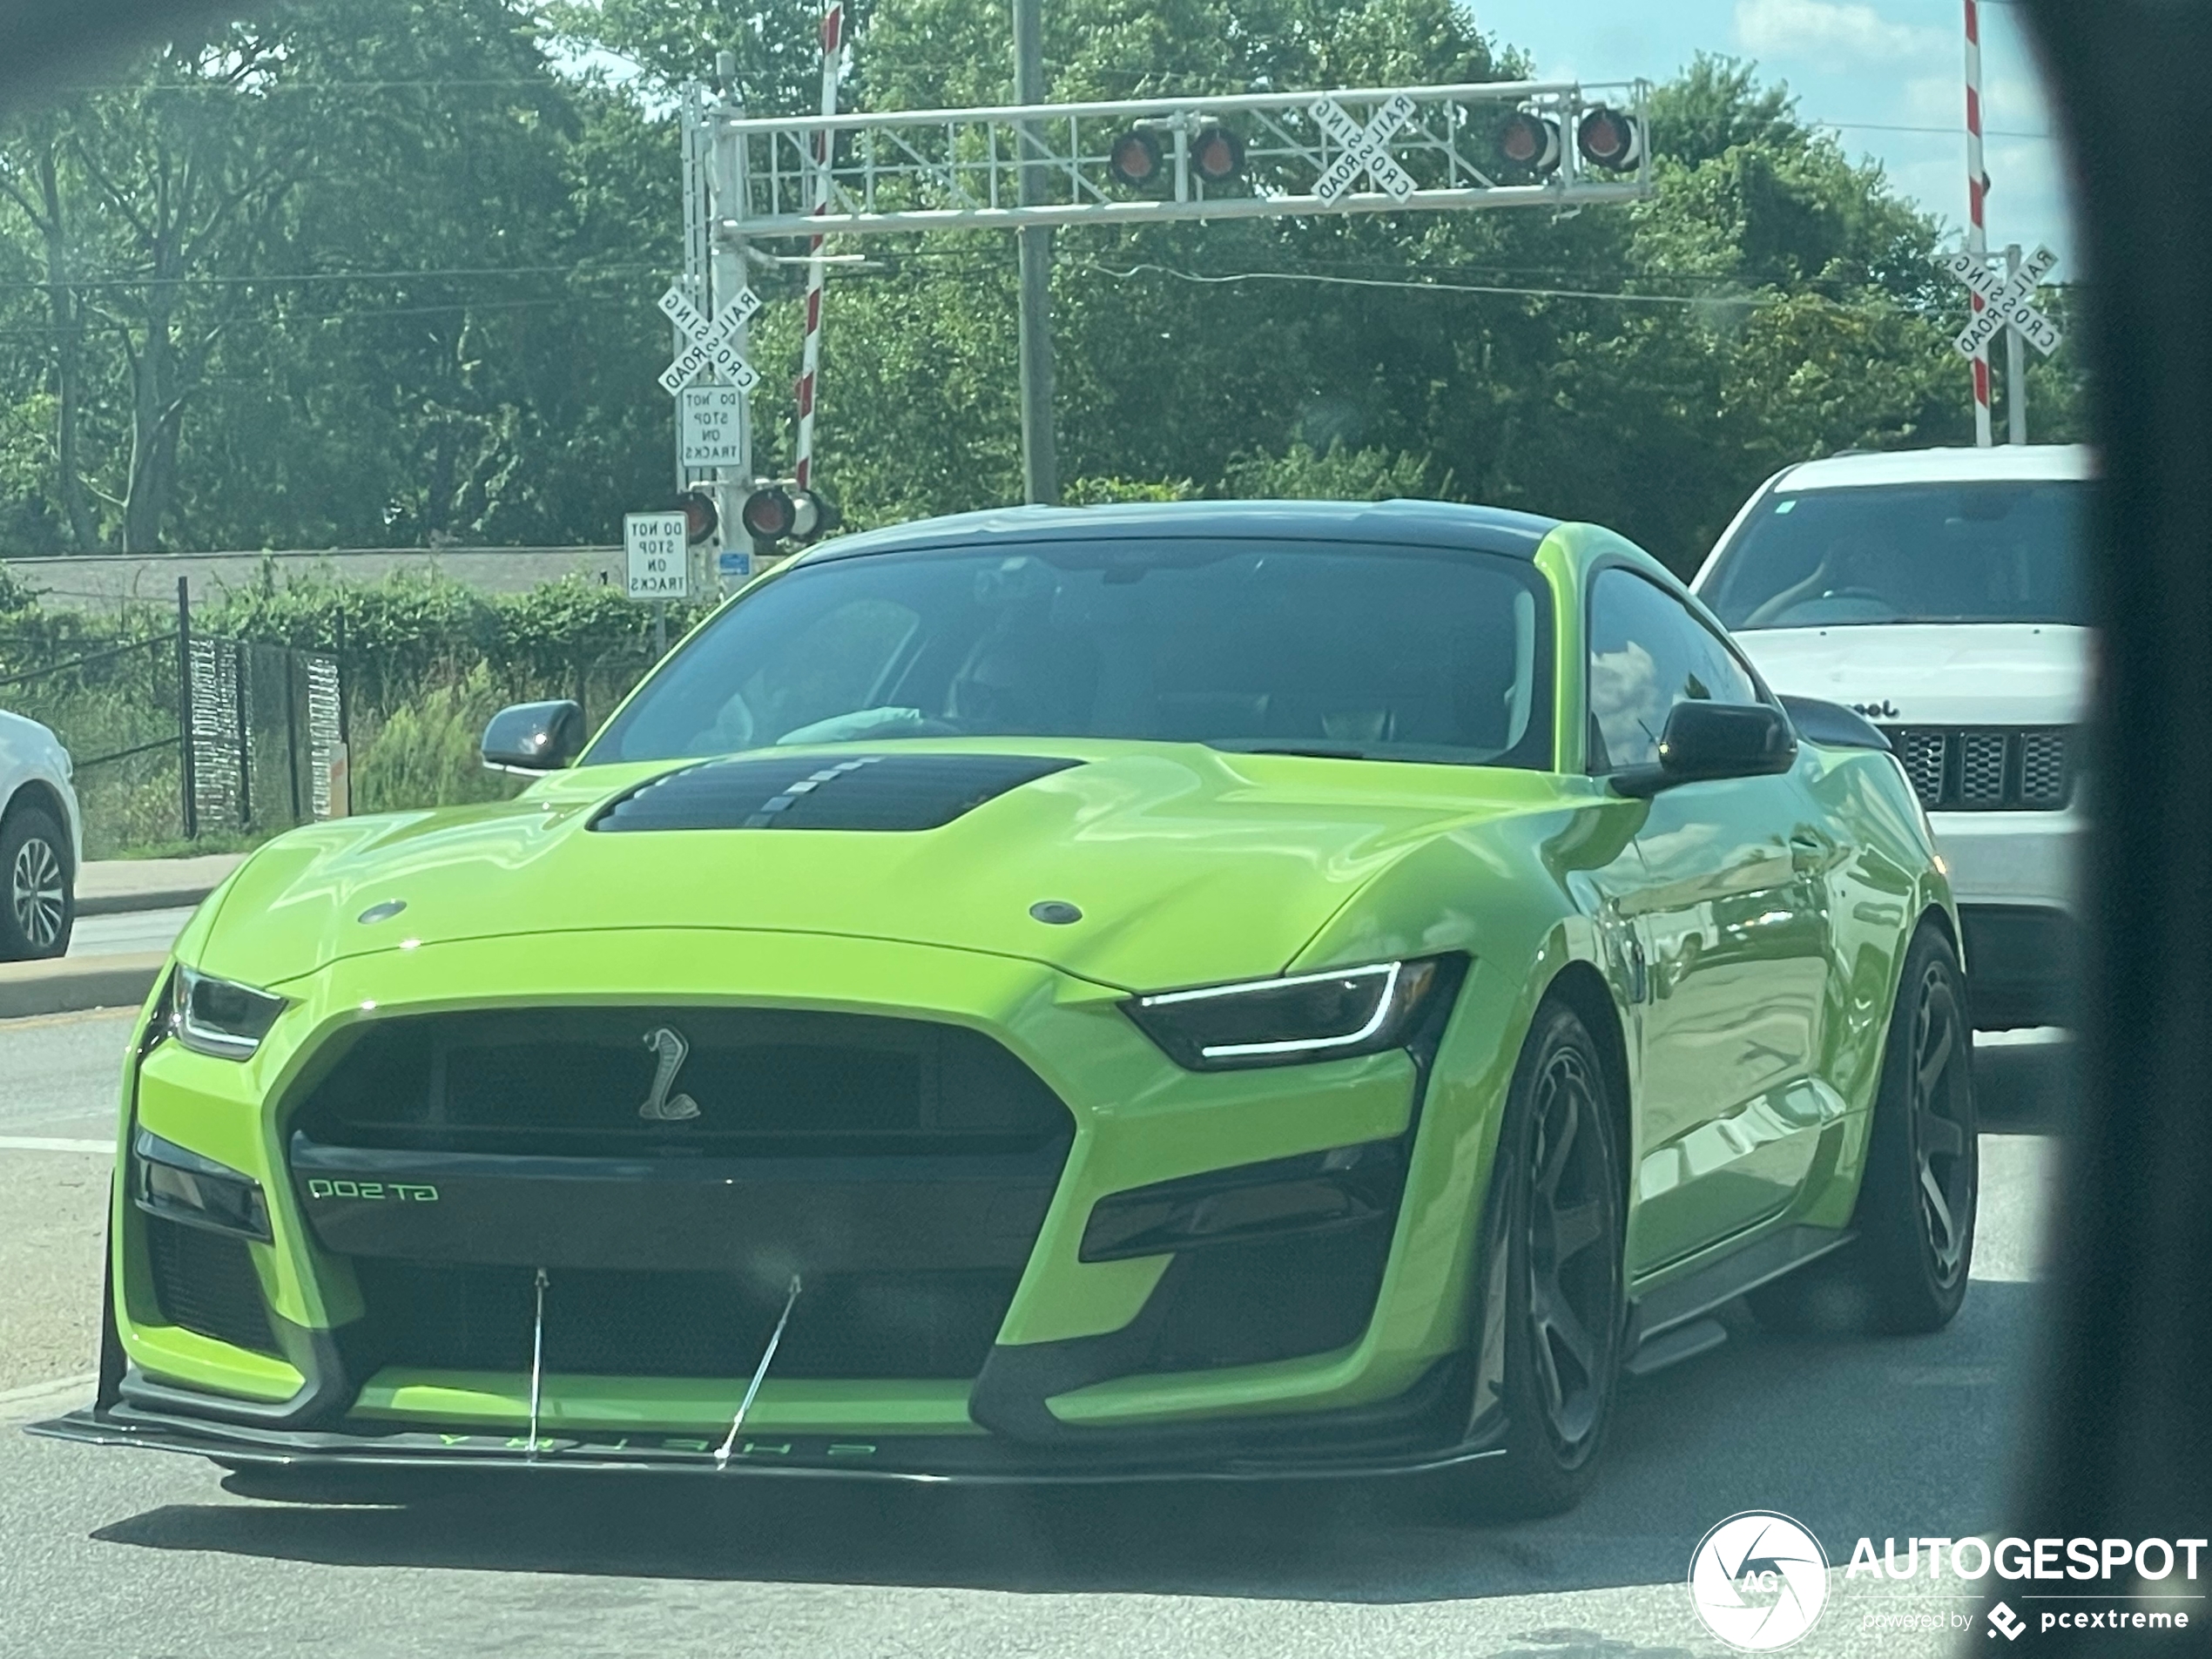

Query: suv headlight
[1123,957,1453,1070]
[170,965,287,1060]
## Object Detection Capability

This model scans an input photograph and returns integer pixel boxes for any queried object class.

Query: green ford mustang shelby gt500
[34,500,1976,1514]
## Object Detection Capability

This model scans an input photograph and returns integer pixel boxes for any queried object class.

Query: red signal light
[1576,107,1642,171]
[1499,111,1561,175]
[740,486,796,541]
[1190,125,1244,183]
[1109,129,1163,189]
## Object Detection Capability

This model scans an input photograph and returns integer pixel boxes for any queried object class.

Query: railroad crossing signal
[1309,93,1418,204]
[1943,244,2063,360]
[658,283,764,395]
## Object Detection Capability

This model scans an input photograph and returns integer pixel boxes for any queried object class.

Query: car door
[1586,568,1842,1274]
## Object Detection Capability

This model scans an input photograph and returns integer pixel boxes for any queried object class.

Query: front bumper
[81,928,1521,1477]
[1931,807,2083,1028]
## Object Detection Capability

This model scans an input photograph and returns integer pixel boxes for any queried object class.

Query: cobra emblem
[637,1026,702,1122]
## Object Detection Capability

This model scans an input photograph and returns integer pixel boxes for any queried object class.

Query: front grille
[354,1260,1019,1379]
[293,1008,1069,1159]
[1878,726,2075,812]
[145,1215,278,1356]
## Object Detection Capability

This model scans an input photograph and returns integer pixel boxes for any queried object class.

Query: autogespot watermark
[1689,1512,1831,1651]
[1688,1517,2207,1649]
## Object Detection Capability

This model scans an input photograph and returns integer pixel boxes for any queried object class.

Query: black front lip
[26,1388,1508,1487]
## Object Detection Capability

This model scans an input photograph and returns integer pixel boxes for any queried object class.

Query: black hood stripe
[591,752,1081,833]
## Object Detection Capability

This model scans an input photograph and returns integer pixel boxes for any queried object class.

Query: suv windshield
[1702,479,2090,630]
[590,538,1553,769]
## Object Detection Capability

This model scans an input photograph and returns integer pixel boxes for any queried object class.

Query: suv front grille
[1878,726,2075,812]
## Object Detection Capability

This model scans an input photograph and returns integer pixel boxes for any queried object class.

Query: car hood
[1733,624,2092,726]
[194,741,1544,995]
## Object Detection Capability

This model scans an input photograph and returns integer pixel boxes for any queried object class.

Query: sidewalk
[0,853,243,1021]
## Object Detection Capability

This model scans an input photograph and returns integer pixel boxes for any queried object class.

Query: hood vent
[592,752,1080,833]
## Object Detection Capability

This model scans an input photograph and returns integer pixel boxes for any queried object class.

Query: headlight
[1123,957,1453,1070]
[170,965,287,1060]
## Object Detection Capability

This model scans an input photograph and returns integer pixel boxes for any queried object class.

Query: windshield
[1701,480,2090,630]
[590,539,1552,769]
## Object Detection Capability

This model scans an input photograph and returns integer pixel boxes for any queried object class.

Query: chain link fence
[0,580,348,856]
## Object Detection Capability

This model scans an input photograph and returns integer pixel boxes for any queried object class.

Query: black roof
[797,498,1561,566]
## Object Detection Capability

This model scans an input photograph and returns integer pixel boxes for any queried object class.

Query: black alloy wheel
[1,806,72,961]
[1908,955,1974,1291]
[1748,924,1976,1335]
[1526,1041,1616,1452]
[1444,999,1626,1520]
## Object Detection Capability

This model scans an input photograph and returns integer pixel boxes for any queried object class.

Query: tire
[1441,1000,1629,1520]
[1749,924,1976,1335]
[1,804,73,961]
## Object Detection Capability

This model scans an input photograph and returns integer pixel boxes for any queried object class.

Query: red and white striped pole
[793,2,843,493]
[1964,0,1993,447]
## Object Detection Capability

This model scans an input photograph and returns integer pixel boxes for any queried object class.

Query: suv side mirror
[482,700,586,773]
[1614,701,1796,797]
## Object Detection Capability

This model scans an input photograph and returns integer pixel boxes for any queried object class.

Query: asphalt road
[66,906,195,961]
[0,1010,2077,1659]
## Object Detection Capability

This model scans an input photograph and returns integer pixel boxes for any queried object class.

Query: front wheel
[1750,923,1977,1334]
[2,805,73,961]
[1442,1000,1628,1520]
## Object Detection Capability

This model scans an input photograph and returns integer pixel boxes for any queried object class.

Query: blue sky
[1487,0,2074,270]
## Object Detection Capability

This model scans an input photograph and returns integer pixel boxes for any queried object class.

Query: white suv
[1693,444,2091,1028]
[0,706,83,960]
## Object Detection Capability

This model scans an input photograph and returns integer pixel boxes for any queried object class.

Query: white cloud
[1735,0,1946,66]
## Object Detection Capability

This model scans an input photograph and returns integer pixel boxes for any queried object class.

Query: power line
[1817,119,2055,140]
[1082,260,1786,308]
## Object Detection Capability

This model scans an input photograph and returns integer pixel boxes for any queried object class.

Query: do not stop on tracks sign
[624,511,690,601]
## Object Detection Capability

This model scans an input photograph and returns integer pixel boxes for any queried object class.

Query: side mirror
[1614,701,1796,797]
[482,700,586,774]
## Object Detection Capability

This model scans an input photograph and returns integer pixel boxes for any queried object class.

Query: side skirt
[1622,1224,1857,1376]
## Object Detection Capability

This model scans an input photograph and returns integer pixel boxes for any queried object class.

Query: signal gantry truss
[709,79,1653,239]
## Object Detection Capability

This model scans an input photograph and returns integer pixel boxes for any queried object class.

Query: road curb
[76,886,219,919]
[0,953,164,1021]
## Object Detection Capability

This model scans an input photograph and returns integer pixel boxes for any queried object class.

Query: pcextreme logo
[1688,1511,1831,1651]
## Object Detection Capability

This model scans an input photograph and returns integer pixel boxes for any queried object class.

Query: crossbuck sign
[1310,93,1418,204]
[658,284,764,395]
[1943,244,2064,361]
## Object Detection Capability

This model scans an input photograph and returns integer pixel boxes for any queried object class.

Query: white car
[0,706,83,960]
[1692,444,2091,1028]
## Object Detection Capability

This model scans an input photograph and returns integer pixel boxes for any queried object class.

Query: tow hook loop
[717,1275,804,1469]
[527,1266,549,1461]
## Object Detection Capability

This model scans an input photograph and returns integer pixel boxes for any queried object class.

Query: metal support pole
[711,53,753,589]
[1012,0,1058,504]
[175,577,196,841]
[2005,242,2028,445]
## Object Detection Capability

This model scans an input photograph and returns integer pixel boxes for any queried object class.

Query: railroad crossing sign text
[1944,244,2064,360]
[1310,94,1418,204]
[658,284,763,395]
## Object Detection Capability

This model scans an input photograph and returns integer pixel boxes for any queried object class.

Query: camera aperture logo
[1689,1511,1831,1651]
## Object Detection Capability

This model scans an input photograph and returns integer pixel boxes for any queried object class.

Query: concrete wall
[3,546,625,611]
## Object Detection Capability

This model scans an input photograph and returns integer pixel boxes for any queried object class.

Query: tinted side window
[1587,569,1759,771]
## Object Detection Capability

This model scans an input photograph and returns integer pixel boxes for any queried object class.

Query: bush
[351,666,527,815]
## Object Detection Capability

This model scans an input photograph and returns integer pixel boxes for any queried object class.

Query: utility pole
[1011,0,1057,503]
[2004,242,2028,444]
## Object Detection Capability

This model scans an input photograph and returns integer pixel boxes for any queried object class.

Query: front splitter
[27,1399,1507,1487]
